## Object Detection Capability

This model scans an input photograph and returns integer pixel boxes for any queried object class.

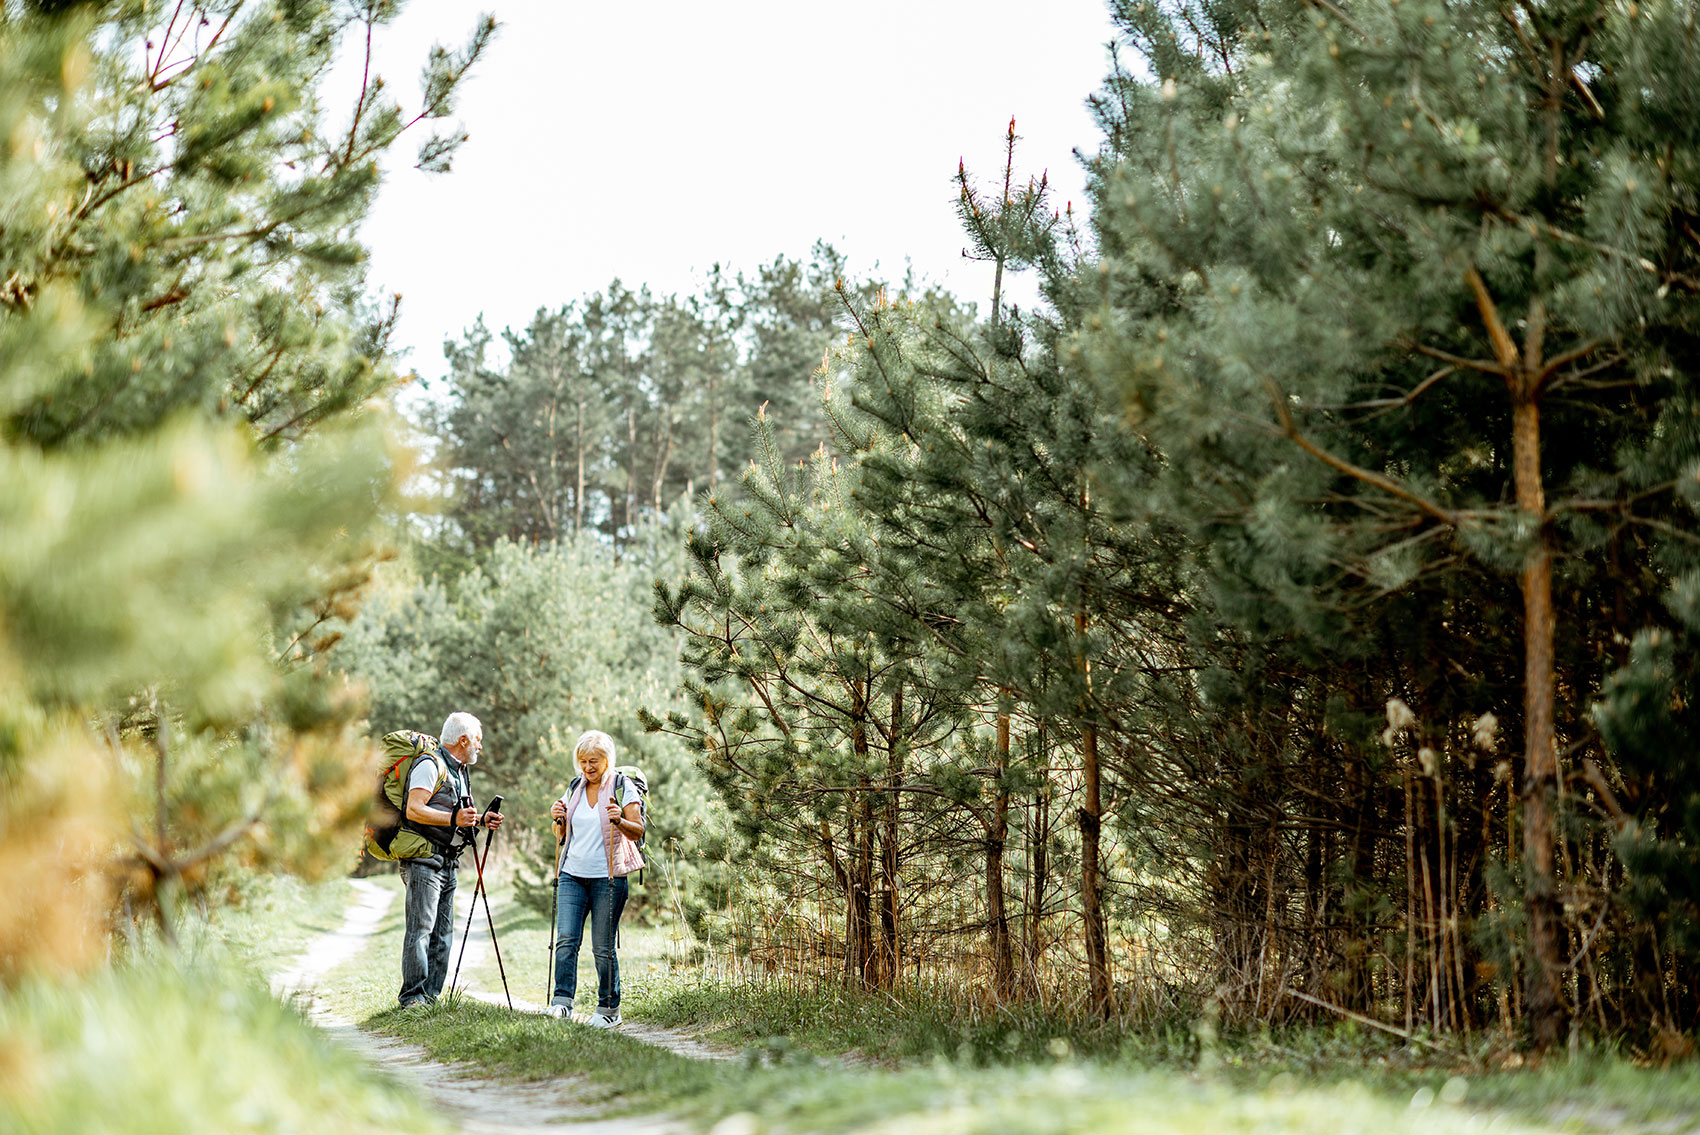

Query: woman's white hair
[574,729,616,764]
[441,711,483,747]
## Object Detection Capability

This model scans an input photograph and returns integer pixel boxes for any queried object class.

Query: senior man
[397,711,504,1008]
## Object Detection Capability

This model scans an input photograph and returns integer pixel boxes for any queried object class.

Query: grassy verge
[626,971,1700,1133]
[459,872,694,1016]
[291,873,1700,1134]
[363,994,1626,1135]
[203,869,363,979]
[311,871,407,1021]
[0,871,446,1135]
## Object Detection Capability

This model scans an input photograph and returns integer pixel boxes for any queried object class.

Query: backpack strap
[399,748,455,852]
[619,770,646,882]
[554,776,585,876]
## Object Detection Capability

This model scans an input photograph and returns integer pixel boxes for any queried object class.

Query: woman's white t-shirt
[560,776,640,879]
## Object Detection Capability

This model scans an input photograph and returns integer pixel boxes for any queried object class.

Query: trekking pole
[446,798,479,1003]
[448,796,512,1009]
[447,837,484,1000]
[547,820,564,1010]
[473,820,513,1010]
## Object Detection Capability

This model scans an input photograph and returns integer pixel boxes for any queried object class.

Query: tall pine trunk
[879,684,903,988]
[1470,266,1566,1050]
[1513,386,1564,1049]
[852,795,877,989]
[987,699,1016,999]
[848,676,886,990]
[651,411,674,510]
[1080,721,1109,1015]
[1025,725,1051,991]
[1077,611,1111,1016]
[1509,38,1572,1051]
[573,400,586,534]
[706,369,720,488]
[626,408,639,539]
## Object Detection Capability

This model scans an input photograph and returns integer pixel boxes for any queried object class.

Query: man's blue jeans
[398,858,457,1007]
[552,874,628,1014]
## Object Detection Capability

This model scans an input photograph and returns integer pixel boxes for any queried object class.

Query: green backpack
[362,730,450,862]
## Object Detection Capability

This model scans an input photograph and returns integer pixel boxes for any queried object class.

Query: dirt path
[272,878,709,1134]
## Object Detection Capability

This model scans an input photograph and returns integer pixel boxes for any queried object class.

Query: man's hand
[454,805,477,828]
[483,810,504,831]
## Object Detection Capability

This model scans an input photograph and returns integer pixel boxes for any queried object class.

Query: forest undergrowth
[318,869,1700,1134]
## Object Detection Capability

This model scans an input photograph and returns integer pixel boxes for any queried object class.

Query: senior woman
[548,729,644,1027]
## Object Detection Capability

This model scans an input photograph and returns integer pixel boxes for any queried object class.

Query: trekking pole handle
[480,794,503,852]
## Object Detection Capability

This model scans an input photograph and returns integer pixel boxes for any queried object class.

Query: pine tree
[0,0,492,964]
[1085,0,1700,1046]
[651,406,976,990]
[807,124,1209,1011]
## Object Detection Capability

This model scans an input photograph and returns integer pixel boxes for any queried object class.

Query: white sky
[336,1,1121,386]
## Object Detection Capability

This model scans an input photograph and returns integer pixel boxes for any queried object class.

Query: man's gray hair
[441,711,483,747]
[575,729,616,763]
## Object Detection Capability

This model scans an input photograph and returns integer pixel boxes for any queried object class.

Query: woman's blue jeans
[552,874,628,1014]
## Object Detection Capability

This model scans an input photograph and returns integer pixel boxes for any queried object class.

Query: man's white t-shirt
[406,751,470,849]
[560,776,640,879]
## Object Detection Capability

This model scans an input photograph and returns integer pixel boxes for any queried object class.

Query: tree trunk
[1514,40,1570,1050]
[1464,261,1567,1049]
[652,411,675,511]
[880,683,903,990]
[853,792,878,989]
[626,407,639,538]
[1080,720,1110,1016]
[1513,390,1565,1050]
[1075,607,1110,1017]
[848,676,886,990]
[573,400,586,534]
[987,700,1016,999]
[1025,725,1050,990]
[1346,747,1378,1012]
[707,369,720,488]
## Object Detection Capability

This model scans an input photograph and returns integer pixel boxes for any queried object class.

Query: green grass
[621,971,1700,1133]
[627,970,1173,1065]
[253,871,1700,1134]
[7,863,1685,1135]
[377,997,719,1104]
[363,994,1616,1135]
[310,872,407,1021]
[200,869,362,979]
[459,874,696,1014]
[0,871,446,1135]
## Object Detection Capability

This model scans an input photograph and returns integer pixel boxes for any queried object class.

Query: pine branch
[1463,267,1522,375]
[1261,374,1462,527]
[1408,343,1511,379]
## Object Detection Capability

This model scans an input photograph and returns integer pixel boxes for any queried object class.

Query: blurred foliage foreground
[0,0,489,1120]
[0,875,441,1134]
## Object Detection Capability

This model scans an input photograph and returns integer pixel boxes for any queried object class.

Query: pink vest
[555,774,646,878]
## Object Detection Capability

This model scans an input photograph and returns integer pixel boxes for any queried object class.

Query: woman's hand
[551,798,567,822]
[604,799,622,826]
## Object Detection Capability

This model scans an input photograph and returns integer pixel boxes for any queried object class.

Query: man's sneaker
[545,1004,572,1020]
[586,1011,622,1029]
